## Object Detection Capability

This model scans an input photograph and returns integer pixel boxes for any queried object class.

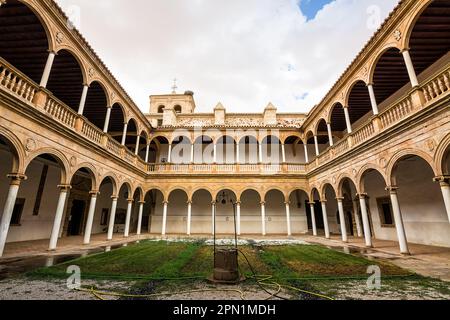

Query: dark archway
[347,81,373,125]
[84,81,108,130]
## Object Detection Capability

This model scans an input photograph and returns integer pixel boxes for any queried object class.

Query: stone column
[435,176,450,223]
[134,135,141,155]
[236,143,240,164]
[121,122,128,146]
[321,201,330,239]
[103,106,112,133]
[367,84,379,115]
[136,201,145,235]
[261,201,266,236]
[40,51,56,88]
[336,197,348,242]
[167,144,172,163]
[352,199,363,237]
[0,174,26,257]
[77,84,89,115]
[259,143,263,163]
[213,144,217,163]
[236,201,241,236]
[281,144,286,164]
[358,194,373,247]
[303,143,309,163]
[309,202,317,236]
[402,50,419,87]
[211,201,216,235]
[313,136,320,156]
[327,123,334,147]
[83,191,99,245]
[285,201,291,236]
[343,106,352,134]
[187,200,192,235]
[124,198,133,237]
[144,143,150,163]
[191,144,195,163]
[162,200,169,235]
[387,187,409,254]
[107,196,118,240]
[48,185,71,251]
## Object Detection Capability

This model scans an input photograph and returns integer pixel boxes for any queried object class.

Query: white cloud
[56,0,399,114]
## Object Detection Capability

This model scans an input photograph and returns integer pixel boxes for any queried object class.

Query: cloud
[56,0,398,114]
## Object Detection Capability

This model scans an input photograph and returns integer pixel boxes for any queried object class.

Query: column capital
[434,175,450,185]
[211,201,217,206]
[235,201,241,205]
[89,190,100,196]
[187,200,193,205]
[284,201,291,205]
[260,201,266,206]
[7,173,27,185]
[111,196,119,200]
[385,186,399,193]
[162,200,169,205]
[336,197,344,201]
[320,200,327,204]
[308,201,316,206]
[138,201,146,205]
[126,198,134,203]
[57,184,72,191]
[357,193,368,199]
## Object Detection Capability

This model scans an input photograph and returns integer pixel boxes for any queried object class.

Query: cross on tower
[171,78,178,94]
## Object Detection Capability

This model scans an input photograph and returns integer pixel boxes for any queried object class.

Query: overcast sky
[55,0,399,114]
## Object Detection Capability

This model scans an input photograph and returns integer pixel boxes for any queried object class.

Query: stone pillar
[236,201,241,236]
[48,185,71,251]
[402,50,419,87]
[285,201,291,236]
[187,200,192,235]
[303,143,309,163]
[261,201,266,236]
[352,199,363,237]
[162,200,168,236]
[134,135,141,155]
[358,194,373,248]
[281,144,286,164]
[167,144,172,163]
[124,198,133,237]
[259,143,263,163]
[367,84,379,115]
[321,201,330,239]
[120,122,128,146]
[343,106,352,134]
[0,174,26,257]
[211,201,216,235]
[435,176,450,223]
[40,51,56,88]
[107,196,118,240]
[77,84,89,115]
[144,143,150,163]
[336,197,348,242]
[313,135,320,156]
[83,191,99,245]
[309,202,317,236]
[213,144,217,163]
[236,143,240,164]
[327,123,334,147]
[387,187,409,254]
[103,106,112,133]
[190,144,195,163]
[136,201,144,235]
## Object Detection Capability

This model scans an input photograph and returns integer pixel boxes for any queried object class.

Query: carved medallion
[88,67,95,78]
[426,139,436,152]
[379,157,387,168]
[56,32,64,44]
[25,138,36,152]
[393,30,402,42]
[70,156,77,167]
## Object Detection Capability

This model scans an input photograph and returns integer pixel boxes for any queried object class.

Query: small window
[11,198,26,226]
[174,105,182,113]
[377,197,395,227]
[157,119,163,127]
[157,105,165,113]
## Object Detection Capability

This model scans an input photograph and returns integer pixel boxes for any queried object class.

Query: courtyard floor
[1,234,449,300]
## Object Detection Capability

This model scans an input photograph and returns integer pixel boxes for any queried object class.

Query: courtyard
[1,236,449,300]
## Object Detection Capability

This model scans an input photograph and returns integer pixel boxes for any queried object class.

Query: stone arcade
[0,0,450,258]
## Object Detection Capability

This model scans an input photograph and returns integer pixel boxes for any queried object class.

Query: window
[100,209,109,226]
[377,197,395,227]
[174,105,182,113]
[157,119,163,127]
[157,105,165,113]
[11,198,25,226]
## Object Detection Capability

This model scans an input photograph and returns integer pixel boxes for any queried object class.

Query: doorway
[67,200,86,236]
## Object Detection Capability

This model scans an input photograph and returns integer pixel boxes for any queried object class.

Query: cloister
[0,0,450,258]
